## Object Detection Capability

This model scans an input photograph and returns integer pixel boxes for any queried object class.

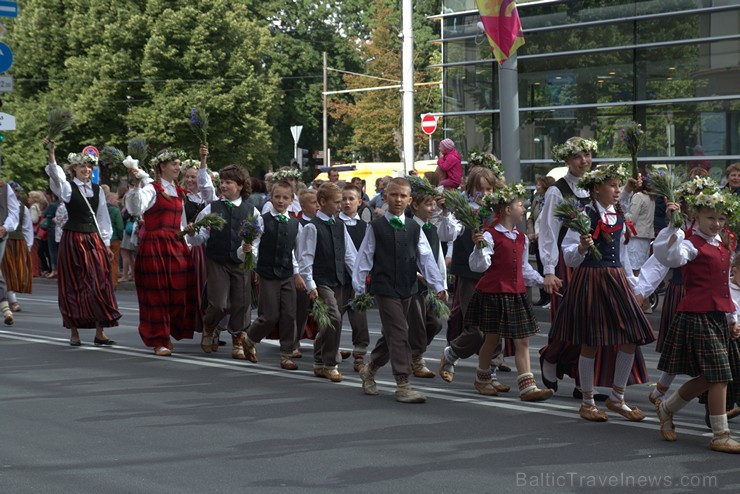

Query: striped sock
[517,372,537,396]
[578,356,595,405]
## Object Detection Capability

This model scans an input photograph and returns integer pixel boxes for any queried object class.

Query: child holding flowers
[549,163,655,422]
[297,182,357,382]
[651,185,740,453]
[185,165,259,361]
[467,183,553,401]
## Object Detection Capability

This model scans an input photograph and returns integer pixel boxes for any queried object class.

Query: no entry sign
[421,114,437,135]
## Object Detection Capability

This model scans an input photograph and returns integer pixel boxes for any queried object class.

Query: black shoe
[572,387,609,402]
[539,354,558,391]
[498,364,511,372]
[218,339,227,346]
[340,350,352,360]
[93,338,116,346]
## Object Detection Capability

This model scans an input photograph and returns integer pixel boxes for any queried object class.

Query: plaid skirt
[549,266,655,347]
[658,312,736,383]
[1,238,32,293]
[464,291,539,339]
[657,281,684,353]
[698,339,740,407]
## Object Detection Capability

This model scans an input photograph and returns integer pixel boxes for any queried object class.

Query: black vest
[311,217,349,287]
[206,200,255,265]
[299,216,312,227]
[184,196,206,223]
[64,184,100,233]
[554,177,576,246]
[580,207,623,268]
[451,226,482,281]
[255,213,299,280]
[344,220,366,250]
[420,220,440,264]
[369,217,420,298]
[8,205,25,241]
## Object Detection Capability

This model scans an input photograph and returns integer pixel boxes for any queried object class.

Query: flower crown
[468,151,504,178]
[180,159,200,174]
[480,183,528,217]
[149,149,187,169]
[269,168,302,183]
[577,162,630,189]
[408,175,440,198]
[675,176,718,197]
[67,152,98,166]
[552,138,598,162]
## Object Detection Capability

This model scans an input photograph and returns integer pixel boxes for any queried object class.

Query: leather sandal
[605,398,645,422]
[655,402,677,441]
[709,432,740,454]
[579,404,608,422]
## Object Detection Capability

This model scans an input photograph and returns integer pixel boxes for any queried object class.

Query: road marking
[0,329,714,438]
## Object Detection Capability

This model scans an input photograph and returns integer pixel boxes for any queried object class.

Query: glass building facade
[430,0,740,182]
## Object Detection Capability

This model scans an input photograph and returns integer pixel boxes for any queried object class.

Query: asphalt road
[1,282,739,493]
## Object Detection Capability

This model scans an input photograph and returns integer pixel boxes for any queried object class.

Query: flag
[476,0,525,64]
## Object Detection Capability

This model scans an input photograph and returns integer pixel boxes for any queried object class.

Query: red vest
[475,227,526,294]
[141,182,187,240]
[677,235,734,313]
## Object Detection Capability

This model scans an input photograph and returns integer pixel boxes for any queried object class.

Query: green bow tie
[325,217,335,226]
[389,217,404,230]
[422,222,431,231]
[276,214,289,223]
[224,201,234,208]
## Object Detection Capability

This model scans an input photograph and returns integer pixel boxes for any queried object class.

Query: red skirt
[135,232,196,347]
[57,231,120,329]
[1,238,32,293]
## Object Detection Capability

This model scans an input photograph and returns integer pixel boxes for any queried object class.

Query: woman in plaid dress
[652,192,740,454]
[549,164,654,423]
[466,184,553,402]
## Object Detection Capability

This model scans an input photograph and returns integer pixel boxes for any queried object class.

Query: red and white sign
[421,113,437,135]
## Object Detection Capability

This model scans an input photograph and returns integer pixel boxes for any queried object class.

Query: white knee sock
[710,414,729,436]
[610,351,636,410]
[663,392,689,415]
[651,372,676,399]
[578,356,595,405]
[7,291,16,304]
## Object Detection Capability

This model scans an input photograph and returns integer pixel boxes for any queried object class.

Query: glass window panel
[444,64,496,113]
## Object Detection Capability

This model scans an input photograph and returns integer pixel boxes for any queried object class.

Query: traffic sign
[0,111,15,130]
[421,113,437,135]
[0,41,12,73]
[0,75,11,93]
[0,2,17,18]
[82,146,100,158]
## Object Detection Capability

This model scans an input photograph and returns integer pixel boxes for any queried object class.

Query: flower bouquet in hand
[619,121,645,180]
[311,297,333,331]
[46,109,73,148]
[239,214,262,269]
[188,107,209,145]
[127,137,149,166]
[425,290,450,319]
[553,198,602,261]
[177,214,227,238]
[101,146,125,167]
[646,170,684,228]
[442,189,488,248]
[346,293,375,313]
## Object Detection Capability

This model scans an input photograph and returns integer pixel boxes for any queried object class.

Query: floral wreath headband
[480,183,528,214]
[149,149,187,170]
[675,176,718,198]
[577,162,630,190]
[552,138,598,163]
[269,168,302,183]
[468,151,505,179]
[180,159,200,173]
[67,152,98,166]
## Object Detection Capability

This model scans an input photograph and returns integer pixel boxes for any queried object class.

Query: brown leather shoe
[579,404,608,422]
[727,407,740,420]
[655,402,677,441]
[200,326,215,354]
[709,432,740,453]
[291,349,302,359]
[606,398,646,422]
[492,379,511,393]
[353,357,365,373]
[280,356,298,370]
[412,358,435,378]
[520,388,554,402]
[242,334,258,363]
[439,354,455,383]
[154,346,172,357]
[232,334,246,360]
[317,366,344,382]
[474,380,499,396]
[339,350,351,360]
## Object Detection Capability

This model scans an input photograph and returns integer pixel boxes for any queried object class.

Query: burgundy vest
[677,235,734,313]
[475,227,526,294]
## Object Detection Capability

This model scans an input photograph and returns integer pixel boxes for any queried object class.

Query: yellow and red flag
[476,0,525,64]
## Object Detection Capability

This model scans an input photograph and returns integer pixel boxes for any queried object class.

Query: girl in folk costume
[652,189,740,453]
[1,183,34,314]
[179,145,215,337]
[550,163,655,422]
[44,140,121,345]
[440,165,504,383]
[468,184,553,401]
[126,149,196,356]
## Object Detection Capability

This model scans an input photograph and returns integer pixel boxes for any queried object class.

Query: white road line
[0,330,714,439]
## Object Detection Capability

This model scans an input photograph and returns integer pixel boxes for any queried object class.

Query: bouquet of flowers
[101,146,125,167]
[645,170,684,227]
[188,107,209,145]
[443,189,488,248]
[46,109,73,147]
[468,151,505,178]
[408,175,440,198]
[425,290,450,319]
[177,213,227,238]
[553,197,602,261]
[239,214,262,270]
[127,137,149,166]
[311,298,333,331]
[346,293,375,313]
[619,121,645,180]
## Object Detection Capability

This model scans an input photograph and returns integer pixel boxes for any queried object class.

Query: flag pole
[498,53,521,184]
[401,0,414,176]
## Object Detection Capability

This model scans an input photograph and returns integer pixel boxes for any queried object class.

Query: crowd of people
[3,135,739,454]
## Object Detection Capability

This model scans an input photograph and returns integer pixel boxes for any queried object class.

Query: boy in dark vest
[298,182,357,382]
[244,180,305,370]
[186,165,256,360]
[354,178,447,403]
[339,184,370,372]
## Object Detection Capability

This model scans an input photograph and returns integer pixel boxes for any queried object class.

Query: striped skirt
[464,291,539,339]
[57,231,121,329]
[1,238,32,293]
[656,281,684,353]
[549,266,655,347]
[658,312,736,383]
[540,253,580,371]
